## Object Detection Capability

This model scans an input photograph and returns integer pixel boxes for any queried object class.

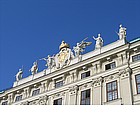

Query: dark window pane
[133,54,140,62]
[107,83,111,91]
[81,89,90,105]
[105,62,116,70]
[136,75,140,83]
[53,98,62,105]
[55,81,63,88]
[32,89,40,96]
[106,81,118,101]
[2,101,8,105]
[81,71,90,79]
[137,84,140,94]
[15,95,22,102]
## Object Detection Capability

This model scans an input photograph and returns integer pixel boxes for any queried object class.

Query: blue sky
[0,0,140,90]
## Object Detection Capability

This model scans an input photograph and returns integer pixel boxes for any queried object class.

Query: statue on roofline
[73,37,92,60]
[93,34,103,49]
[117,24,127,40]
[30,61,38,75]
[15,68,23,81]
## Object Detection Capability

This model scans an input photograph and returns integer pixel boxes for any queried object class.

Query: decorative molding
[38,95,48,105]
[92,77,103,87]
[69,85,79,95]
[118,67,132,79]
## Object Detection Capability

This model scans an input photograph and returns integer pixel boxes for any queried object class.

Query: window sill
[104,98,122,105]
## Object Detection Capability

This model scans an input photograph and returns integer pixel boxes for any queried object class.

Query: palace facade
[0,25,140,105]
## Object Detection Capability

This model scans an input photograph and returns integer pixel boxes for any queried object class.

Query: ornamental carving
[38,95,48,105]
[79,83,91,90]
[119,67,132,79]
[92,77,103,87]
[69,85,79,94]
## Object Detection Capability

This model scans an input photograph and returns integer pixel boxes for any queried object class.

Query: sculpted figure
[93,34,103,49]
[47,55,56,69]
[73,38,92,57]
[30,61,38,75]
[40,55,55,69]
[118,24,126,40]
[16,69,23,81]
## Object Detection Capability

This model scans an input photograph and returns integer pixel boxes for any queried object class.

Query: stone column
[92,77,103,105]
[24,87,31,98]
[117,53,123,66]
[41,81,48,93]
[69,85,79,105]
[8,93,14,105]
[69,70,78,83]
[119,67,133,105]
[91,63,97,75]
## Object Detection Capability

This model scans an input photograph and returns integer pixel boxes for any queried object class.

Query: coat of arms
[55,41,74,69]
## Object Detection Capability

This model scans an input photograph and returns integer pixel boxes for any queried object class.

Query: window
[105,62,116,70]
[80,89,90,105]
[81,71,90,79]
[132,54,140,62]
[32,89,40,96]
[15,95,22,102]
[136,74,140,94]
[53,98,62,105]
[106,81,118,101]
[2,101,8,105]
[55,81,63,88]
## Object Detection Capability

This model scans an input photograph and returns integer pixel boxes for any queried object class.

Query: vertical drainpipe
[127,43,134,105]
[100,77,103,105]
[75,85,79,105]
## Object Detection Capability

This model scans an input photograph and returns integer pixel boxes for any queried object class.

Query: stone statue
[16,69,23,81]
[30,61,38,75]
[47,55,56,69]
[93,34,103,49]
[40,55,55,69]
[73,37,92,57]
[118,24,126,40]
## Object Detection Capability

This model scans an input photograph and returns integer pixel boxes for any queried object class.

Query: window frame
[2,101,8,105]
[32,88,40,96]
[105,62,116,70]
[135,74,140,94]
[53,98,62,105]
[81,71,90,79]
[132,54,140,62]
[106,80,118,102]
[55,80,63,88]
[15,95,23,102]
[80,89,91,105]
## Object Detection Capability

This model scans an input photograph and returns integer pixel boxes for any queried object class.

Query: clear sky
[0,0,140,90]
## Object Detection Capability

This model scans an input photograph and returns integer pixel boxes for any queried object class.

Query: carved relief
[79,83,92,90]
[92,77,103,87]
[119,67,132,79]
[38,95,48,105]
[69,85,79,95]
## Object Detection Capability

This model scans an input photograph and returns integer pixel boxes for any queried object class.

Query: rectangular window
[53,98,62,105]
[15,95,22,102]
[136,74,140,94]
[106,81,118,101]
[2,101,8,105]
[32,89,40,96]
[105,62,116,70]
[80,89,90,105]
[55,81,63,88]
[132,54,140,62]
[81,71,90,79]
